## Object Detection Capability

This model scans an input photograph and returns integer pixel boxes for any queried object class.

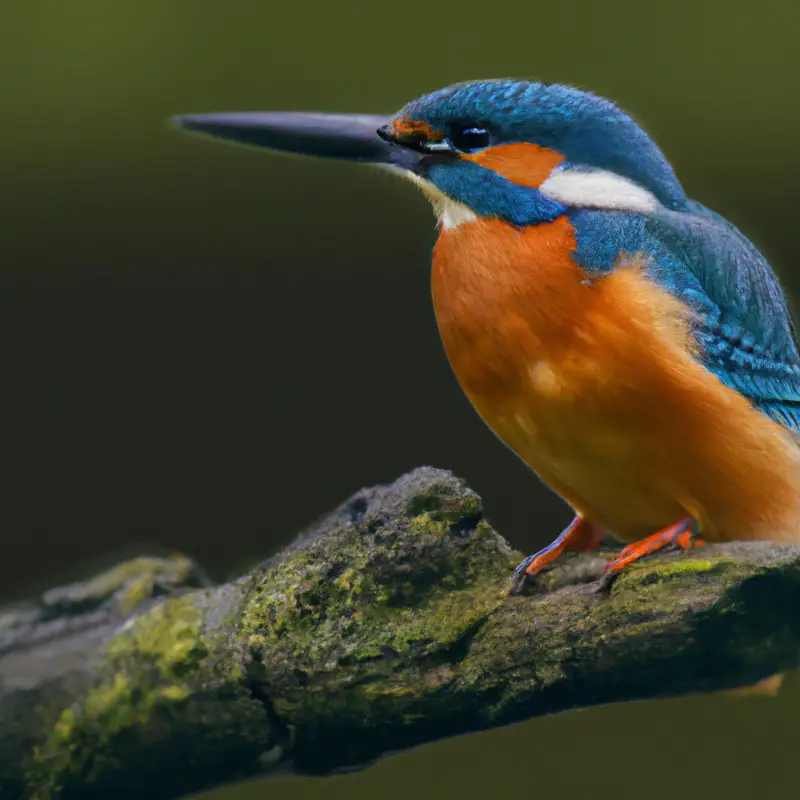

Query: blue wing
[570,206,800,432]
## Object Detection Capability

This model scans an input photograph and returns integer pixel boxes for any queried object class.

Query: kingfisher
[172,80,800,592]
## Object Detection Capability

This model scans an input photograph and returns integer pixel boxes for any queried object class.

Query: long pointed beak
[170,111,420,169]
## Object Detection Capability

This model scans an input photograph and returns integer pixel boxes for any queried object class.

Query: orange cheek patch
[464,143,565,189]
[391,118,446,141]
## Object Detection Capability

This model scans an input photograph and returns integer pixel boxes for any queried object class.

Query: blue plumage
[646,207,800,430]
[572,208,800,431]
[403,81,688,209]
[425,159,565,226]
[171,79,800,578]
[403,80,800,433]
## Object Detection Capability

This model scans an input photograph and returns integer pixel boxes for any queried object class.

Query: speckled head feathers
[396,80,687,212]
[173,79,689,227]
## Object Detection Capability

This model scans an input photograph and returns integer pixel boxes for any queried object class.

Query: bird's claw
[509,516,605,594]
[510,560,534,594]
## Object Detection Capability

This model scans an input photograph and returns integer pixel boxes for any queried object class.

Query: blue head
[172,80,688,227]
[391,81,688,225]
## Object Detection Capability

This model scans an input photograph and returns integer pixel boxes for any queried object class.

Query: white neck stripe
[381,164,658,227]
[539,168,660,213]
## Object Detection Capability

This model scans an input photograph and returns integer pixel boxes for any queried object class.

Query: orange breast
[431,216,800,544]
[432,216,585,402]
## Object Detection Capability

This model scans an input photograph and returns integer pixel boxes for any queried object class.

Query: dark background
[3,1,800,798]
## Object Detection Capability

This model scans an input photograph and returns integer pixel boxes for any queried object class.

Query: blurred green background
[2,0,800,797]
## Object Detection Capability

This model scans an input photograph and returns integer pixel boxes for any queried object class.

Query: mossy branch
[3,468,800,799]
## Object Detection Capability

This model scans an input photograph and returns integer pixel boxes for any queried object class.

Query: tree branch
[4,467,800,799]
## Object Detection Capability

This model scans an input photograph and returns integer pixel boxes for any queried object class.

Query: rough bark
[3,467,800,799]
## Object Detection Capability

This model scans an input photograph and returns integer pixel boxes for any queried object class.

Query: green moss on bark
[27,588,274,800]
[40,554,205,618]
[239,471,514,773]
[8,467,800,797]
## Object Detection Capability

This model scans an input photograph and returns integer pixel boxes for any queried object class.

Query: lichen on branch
[4,467,800,800]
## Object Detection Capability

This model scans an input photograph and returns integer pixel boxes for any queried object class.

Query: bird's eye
[450,127,491,152]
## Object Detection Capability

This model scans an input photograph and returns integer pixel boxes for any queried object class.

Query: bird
[171,80,800,592]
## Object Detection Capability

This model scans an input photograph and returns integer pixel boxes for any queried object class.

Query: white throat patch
[382,163,659,229]
[383,167,478,230]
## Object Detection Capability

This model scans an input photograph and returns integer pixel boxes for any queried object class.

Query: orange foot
[604,516,705,576]
[511,515,605,593]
